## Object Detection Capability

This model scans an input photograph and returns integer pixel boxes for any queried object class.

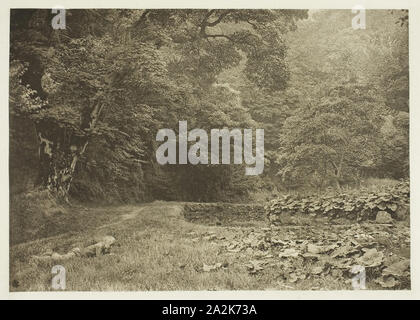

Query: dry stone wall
[182,202,266,226]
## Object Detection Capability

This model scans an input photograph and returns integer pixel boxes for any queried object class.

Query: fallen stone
[101,236,116,247]
[376,211,393,224]
[82,236,116,257]
[70,247,82,256]
[30,237,116,261]
[51,252,62,260]
[307,243,322,254]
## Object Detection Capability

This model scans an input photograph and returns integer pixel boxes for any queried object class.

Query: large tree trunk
[35,120,88,200]
[331,153,345,190]
[35,102,103,200]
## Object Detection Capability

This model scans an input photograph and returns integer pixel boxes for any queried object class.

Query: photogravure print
[9,7,409,292]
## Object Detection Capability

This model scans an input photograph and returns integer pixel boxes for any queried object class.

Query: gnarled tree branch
[199,10,234,40]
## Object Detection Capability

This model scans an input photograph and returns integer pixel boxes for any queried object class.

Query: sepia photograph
[7,7,411,293]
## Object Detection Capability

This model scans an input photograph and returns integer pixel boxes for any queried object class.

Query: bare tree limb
[200,10,233,39]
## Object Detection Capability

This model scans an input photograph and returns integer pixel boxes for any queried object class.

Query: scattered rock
[307,243,322,254]
[376,211,393,224]
[82,236,116,257]
[306,243,336,254]
[70,247,81,256]
[31,236,116,261]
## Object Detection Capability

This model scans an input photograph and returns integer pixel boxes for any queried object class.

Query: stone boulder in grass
[31,236,117,262]
[375,211,393,224]
[82,236,117,257]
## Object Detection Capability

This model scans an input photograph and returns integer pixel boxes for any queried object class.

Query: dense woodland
[9,9,409,205]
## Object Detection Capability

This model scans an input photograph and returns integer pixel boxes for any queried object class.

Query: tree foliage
[10,9,308,202]
[9,9,409,202]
